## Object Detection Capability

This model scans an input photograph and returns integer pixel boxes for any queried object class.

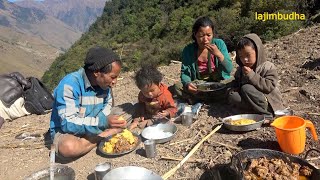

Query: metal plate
[222,114,265,132]
[98,132,141,157]
[197,82,226,92]
[103,166,162,180]
[141,123,177,144]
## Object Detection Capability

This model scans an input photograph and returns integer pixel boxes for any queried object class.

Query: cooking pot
[231,148,320,180]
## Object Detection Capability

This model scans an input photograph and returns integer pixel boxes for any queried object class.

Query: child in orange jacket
[130,65,177,129]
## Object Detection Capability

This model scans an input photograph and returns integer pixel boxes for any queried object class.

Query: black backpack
[23,77,54,115]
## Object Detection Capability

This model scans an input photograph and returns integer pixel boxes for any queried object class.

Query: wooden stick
[209,140,241,150]
[306,156,320,161]
[307,112,320,116]
[164,76,178,82]
[169,138,193,146]
[160,156,200,163]
[170,60,181,64]
[282,87,299,93]
[162,124,222,180]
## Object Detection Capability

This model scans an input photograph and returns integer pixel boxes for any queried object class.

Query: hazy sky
[7,0,44,2]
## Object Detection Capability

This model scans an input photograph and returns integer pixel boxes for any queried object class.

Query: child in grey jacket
[228,33,284,116]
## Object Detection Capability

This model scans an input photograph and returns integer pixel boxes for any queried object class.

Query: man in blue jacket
[50,46,126,158]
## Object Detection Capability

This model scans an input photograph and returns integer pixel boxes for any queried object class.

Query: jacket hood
[236,33,266,69]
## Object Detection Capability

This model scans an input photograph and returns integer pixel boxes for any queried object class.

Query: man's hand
[98,128,122,138]
[187,83,198,94]
[242,66,252,75]
[108,115,127,128]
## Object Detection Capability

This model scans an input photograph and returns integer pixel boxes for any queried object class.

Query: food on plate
[243,157,313,180]
[145,126,173,139]
[102,129,138,154]
[149,101,158,105]
[118,116,125,121]
[229,119,256,125]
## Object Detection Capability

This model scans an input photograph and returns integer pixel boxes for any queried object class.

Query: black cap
[84,46,120,71]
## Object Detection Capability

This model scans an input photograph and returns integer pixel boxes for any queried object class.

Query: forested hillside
[42,0,320,91]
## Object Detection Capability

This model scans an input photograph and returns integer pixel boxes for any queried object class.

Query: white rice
[146,127,173,139]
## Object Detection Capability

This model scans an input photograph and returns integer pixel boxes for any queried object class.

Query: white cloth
[0,97,30,120]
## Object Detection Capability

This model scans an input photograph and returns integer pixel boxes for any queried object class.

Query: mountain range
[0,0,106,77]
[16,0,107,32]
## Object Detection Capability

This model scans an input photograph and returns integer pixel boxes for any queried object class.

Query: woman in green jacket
[174,16,233,105]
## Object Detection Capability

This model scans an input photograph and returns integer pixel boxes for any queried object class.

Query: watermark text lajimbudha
[255,12,306,21]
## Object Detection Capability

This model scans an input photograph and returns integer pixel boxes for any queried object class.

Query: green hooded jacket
[180,38,233,86]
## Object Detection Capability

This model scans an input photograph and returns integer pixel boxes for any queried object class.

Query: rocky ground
[0,25,319,180]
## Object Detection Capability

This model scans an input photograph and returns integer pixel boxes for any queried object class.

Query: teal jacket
[180,38,233,86]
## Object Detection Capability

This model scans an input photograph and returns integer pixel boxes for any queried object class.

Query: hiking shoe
[176,102,186,116]
[191,102,203,119]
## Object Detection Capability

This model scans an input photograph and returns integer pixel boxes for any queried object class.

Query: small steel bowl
[103,166,162,180]
[274,109,293,118]
[141,123,177,144]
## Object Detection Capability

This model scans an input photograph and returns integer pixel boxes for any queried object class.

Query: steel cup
[181,112,194,126]
[144,140,156,158]
[94,162,111,180]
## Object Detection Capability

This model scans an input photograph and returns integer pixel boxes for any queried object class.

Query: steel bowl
[197,82,226,92]
[222,114,265,132]
[141,123,177,144]
[98,132,141,157]
[103,166,162,180]
[24,164,75,180]
[274,109,293,118]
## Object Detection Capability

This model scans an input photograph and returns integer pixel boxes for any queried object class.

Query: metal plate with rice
[141,123,177,144]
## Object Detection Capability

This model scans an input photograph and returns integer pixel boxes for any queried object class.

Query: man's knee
[58,139,78,157]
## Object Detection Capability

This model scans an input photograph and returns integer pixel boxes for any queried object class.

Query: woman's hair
[135,65,163,89]
[192,16,215,42]
[236,37,256,52]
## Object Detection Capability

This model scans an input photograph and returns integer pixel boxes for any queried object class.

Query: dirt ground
[0,25,319,180]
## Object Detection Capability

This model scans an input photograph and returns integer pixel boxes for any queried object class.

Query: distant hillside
[0,0,82,76]
[16,0,107,32]
[0,26,61,78]
[42,0,319,91]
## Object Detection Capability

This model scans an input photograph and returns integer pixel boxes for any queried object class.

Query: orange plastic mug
[271,116,318,155]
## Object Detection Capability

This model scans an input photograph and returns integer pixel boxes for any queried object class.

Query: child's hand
[242,66,252,75]
[128,118,139,130]
[157,110,169,118]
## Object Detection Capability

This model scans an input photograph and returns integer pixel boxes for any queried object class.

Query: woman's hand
[187,83,198,94]
[204,44,224,61]
[108,115,127,128]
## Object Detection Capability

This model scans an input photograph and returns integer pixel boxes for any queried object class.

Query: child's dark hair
[135,65,163,89]
[192,16,215,42]
[236,37,256,52]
